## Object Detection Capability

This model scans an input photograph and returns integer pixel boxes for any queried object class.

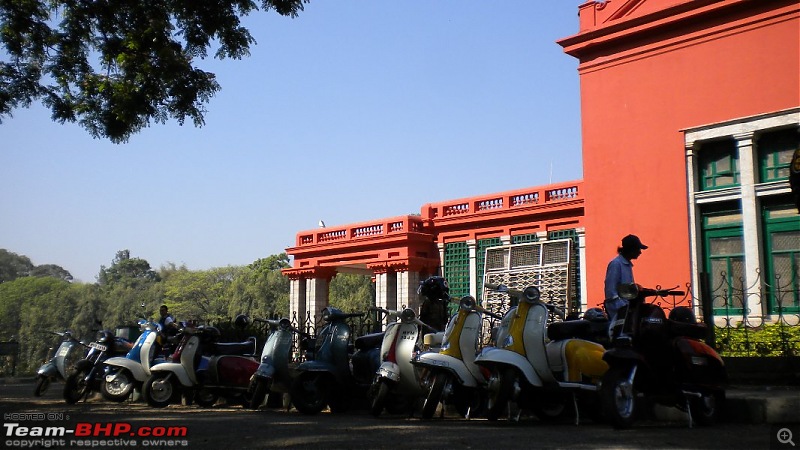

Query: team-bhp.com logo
[4,421,189,448]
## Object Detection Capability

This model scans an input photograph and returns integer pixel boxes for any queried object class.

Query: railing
[424,181,583,220]
[294,215,426,247]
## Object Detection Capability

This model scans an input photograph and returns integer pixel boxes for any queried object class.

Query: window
[763,203,800,313]
[699,139,739,190]
[758,128,799,183]
[702,209,745,314]
[443,242,470,299]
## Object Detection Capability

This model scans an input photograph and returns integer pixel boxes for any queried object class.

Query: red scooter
[600,283,727,428]
[143,319,259,408]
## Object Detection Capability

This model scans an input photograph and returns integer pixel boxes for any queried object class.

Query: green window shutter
[700,139,740,190]
[444,242,470,300]
[702,209,745,315]
[762,203,800,313]
[758,128,799,183]
[476,238,502,302]
[511,233,539,244]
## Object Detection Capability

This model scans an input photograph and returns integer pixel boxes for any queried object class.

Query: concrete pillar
[289,277,307,327]
[437,243,446,275]
[735,132,764,318]
[577,227,588,310]
[305,268,336,324]
[467,239,478,298]
[397,270,421,311]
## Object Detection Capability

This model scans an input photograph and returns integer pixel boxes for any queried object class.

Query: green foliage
[716,323,800,357]
[328,273,375,313]
[0,249,72,282]
[0,249,294,374]
[0,0,308,143]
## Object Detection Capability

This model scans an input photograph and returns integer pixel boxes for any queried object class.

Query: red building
[285,0,799,324]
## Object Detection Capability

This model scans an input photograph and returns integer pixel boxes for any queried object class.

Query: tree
[328,273,375,313]
[228,254,290,319]
[29,264,73,282]
[0,0,308,143]
[98,250,160,287]
[0,249,34,282]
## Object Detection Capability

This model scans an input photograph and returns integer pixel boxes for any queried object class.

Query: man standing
[604,234,648,334]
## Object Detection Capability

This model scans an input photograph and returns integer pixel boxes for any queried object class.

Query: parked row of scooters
[34,277,727,429]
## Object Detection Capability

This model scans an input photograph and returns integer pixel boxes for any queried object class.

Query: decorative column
[371,265,397,328]
[305,268,337,325]
[397,269,421,312]
[576,227,588,310]
[467,239,478,298]
[288,275,307,327]
[735,132,764,318]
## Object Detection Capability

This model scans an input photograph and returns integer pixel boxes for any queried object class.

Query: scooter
[142,323,259,408]
[369,307,436,417]
[474,284,609,423]
[290,307,383,415]
[100,318,172,402]
[248,317,310,409]
[34,331,86,397]
[600,283,727,428]
[63,330,133,404]
[413,295,503,419]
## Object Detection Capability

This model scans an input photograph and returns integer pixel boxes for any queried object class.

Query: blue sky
[1,1,584,283]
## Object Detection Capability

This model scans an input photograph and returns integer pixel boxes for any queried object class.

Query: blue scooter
[248,318,310,409]
[34,331,86,397]
[290,307,383,414]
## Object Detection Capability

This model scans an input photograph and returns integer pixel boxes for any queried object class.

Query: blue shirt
[604,254,634,300]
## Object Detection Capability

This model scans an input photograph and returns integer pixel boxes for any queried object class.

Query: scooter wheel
[421,372,448,420]
[486,367,515,421]
[143,373,176,408]
[63,367,90,405]
[34,377,51,397]
[100,369,134,402]
[249,379,270,410]
[369,380,390,417]
[600,365,639,429]
[194,389,219,408]
[290,373,328,415]
[689,391,723,426]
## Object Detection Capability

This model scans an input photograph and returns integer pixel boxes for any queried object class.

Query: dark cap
[622,234,648,250]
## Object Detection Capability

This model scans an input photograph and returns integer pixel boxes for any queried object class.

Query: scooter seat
[668,320,707,340]
[212,341,255,356]
[355,332,385,350]
[548,320,591,341]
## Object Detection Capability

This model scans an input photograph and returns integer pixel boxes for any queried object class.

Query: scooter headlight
[459,296,476,311]
[322,308,332,323]
[522,286,540,303]
[618,283,639,300]
[400,308,416,323]
[278,318,291,330]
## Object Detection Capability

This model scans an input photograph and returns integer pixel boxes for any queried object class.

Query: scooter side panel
[104,357,148,382]
[475,348,543,387]
[150,362,193,387]
[414,353,477,387]
[37,363,58,377]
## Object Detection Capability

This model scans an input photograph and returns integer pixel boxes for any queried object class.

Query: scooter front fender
[377,361,400,383]
[414,353,477,387]
[475,348,542,387]
[149,362,193,387]
[104,357,148,382]
[253,362,276,380]
[37,362,58,378]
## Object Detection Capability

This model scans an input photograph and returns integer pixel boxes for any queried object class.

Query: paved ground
[1,380,798,449]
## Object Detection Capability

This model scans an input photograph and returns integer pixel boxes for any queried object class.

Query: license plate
[89,342,107,352]
[57,346,70,357]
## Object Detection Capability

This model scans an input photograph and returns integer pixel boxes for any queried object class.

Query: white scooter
[143,323,258,408]
[101,318,169,402]
[474,284,608,423]
[368,307,434,417]
[413,295,503,419]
